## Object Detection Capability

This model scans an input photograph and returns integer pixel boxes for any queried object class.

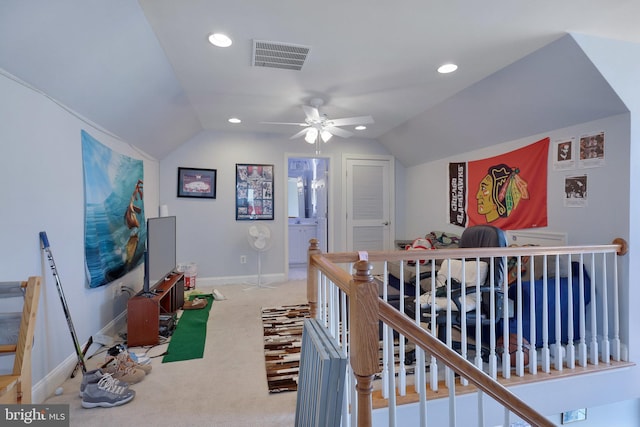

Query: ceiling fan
[262,98,374,144]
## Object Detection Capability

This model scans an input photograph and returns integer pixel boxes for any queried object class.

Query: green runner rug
[162,294,214,363]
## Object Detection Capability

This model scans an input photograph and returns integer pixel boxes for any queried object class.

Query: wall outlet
[240,255,247,264]
[113,283,125,298]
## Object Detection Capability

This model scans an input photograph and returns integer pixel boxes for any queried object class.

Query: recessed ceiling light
[437,63,458,74]
[209,33,232,48]
[228,117,241,124]
[355,125,366,130]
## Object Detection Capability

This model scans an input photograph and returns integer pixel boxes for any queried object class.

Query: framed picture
[562,408,586,424]
[236,164,274,220]
[177,167,217,199]
[553,137,575,171]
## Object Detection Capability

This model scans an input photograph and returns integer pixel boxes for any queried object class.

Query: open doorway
[287,157,329,273]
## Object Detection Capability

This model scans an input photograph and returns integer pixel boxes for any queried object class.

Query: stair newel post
[307,238,320,319]
[350,260,379,427]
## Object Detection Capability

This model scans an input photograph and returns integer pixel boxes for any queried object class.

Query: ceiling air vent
[252,40,310,71]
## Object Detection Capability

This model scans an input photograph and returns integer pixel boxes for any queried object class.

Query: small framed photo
[177,167,217,199]
[553,138,575,171]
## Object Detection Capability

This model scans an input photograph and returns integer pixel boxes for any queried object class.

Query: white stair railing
[307,238,627,427]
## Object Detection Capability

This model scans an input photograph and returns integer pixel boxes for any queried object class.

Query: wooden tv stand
[126,272,184,346]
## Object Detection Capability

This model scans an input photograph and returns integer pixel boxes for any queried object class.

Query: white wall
[158,130,392,283]
[0,70,159,401]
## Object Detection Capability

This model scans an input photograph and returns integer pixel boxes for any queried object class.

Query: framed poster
[177,167,217,199]
[553,137,575,171]
[236,164,274,220]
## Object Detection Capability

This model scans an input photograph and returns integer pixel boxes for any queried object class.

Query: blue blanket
[499,262,591,347]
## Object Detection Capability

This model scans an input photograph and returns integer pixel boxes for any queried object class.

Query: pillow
[405,237,434,265]
[437,259,489,286]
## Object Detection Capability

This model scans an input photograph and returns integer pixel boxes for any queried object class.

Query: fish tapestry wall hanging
[81,130,145,288]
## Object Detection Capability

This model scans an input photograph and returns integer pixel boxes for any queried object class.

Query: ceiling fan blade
[324,126,353,138]
[302,105,320,121]
[290,128,310,140]
[328,115,374,127]
[261,121,307,126]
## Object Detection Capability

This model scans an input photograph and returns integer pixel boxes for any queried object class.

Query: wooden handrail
[378,299,554,427]
[321,240,627,265]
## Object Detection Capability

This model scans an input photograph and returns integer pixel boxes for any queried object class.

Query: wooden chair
[0,276,42,404]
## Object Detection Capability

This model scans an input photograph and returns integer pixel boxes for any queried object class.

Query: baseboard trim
[194,273,287,287]
[32,310,128,403]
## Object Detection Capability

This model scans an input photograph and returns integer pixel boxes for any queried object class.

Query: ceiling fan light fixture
[355,125,366,130]
[438,63,458,74]
[228,117,241,124]
[209,33,232,48]
[305,128,318,144]
[320,130,332,142]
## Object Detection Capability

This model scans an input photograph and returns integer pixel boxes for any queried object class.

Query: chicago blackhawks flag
[449,137,549,230]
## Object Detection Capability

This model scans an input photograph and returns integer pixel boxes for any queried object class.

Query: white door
[345,157,393,254]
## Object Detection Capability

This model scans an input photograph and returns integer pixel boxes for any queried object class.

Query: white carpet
[44,278,307,427]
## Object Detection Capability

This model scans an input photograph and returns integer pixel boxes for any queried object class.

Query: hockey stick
[39,231,87,375]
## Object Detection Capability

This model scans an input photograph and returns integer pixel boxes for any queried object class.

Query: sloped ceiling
[382,35,629,166]
[0,1,637,162]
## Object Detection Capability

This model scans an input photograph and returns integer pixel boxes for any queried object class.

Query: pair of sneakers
[103,346,151,384]
[80,369,135,408]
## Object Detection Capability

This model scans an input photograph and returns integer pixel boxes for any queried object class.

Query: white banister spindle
[601,253,610,363]
[488,258,498,380]
[331,280,340,338]
[414,271,423,394]
[320,273,327,326]
[381,262,390,399]
[577,253,588,367]
[612,252,621,361]
[566,254,576,369]
[515,255,525,377]
[398,261,407,395]
[553,255,563,371]
[589,253,599,365]
[460,258,468,387]
[386,325,397,426]
[474,257,483,369]
[339,288,350,427]
[541,256,550,372]
[501,256,511,379]
[445,259,454,389]
[528,255,537,375]
[429,259,439,391]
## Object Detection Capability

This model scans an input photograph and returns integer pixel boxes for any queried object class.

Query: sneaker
[79,369,128,398]
[103,353,146,383]
[81,375,135,408]
[106,345,152,375]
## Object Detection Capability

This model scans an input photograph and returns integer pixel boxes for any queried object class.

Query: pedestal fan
[244,224,274,290]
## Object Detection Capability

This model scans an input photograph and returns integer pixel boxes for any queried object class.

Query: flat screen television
[143,216,176,295]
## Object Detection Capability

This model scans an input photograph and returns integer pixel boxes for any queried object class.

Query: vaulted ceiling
[0,1,637,164]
